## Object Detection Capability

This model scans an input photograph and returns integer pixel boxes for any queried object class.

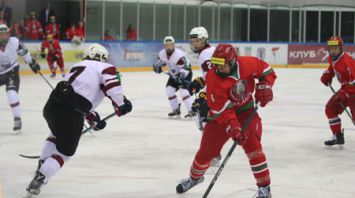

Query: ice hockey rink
[0,68,354,198]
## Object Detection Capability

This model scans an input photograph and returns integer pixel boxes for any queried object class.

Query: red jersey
[45,23,61,39]
[206,56,276,124]
[41,39,62,57]
[66,28,76,40]
[327,52,355,94]
[24,20,43,40]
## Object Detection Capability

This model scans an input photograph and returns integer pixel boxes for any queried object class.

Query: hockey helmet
[84,43,109,63]
[0,24,9,46]
[189,27,208,40]
[327,36,343,47]
[211,44,237,78]
[163,36,175,44]
[0,24,9,33]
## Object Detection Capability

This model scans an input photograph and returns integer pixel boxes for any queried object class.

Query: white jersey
[0,37,32,75]
[198,45,215,79]
[158,48,190,77]
[65,60,124,111]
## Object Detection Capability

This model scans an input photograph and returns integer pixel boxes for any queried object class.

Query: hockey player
[321,36,355,147]
[153,36,195,118]
[0,24,41,132]
[26,43,133,196]
[40,34,65,78]
[176,44,276,198]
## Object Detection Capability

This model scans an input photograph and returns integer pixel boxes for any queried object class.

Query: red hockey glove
[255,81,273,107]
[320,70,333,86]
[86,111,106,131]
[335,89,349,104]
[226,120,248,146]
[114,97,133,117]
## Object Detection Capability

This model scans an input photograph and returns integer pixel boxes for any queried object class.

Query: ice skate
[211,155,221,167]
[13,117,22,133]
[324,130,344,149]
[255,186,271,198]
[176,176,204,194]
[168,104,181,118]
[50,73,56,79]
[184,110,196,118]
[26,170,46,196]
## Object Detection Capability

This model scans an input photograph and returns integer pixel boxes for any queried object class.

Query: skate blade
[14,129,22,135]
[168,115,181,119]
[325,144,344,150]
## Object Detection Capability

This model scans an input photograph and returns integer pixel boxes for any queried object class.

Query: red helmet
[211,44,237,77]
[327,36,343,47]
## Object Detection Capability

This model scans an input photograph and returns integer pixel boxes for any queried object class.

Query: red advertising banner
[288,44,355,64]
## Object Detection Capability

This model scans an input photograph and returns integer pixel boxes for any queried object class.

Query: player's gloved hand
[335,89,349,104]
[191,92,207,112]
[53,55,59,62]
[86,111,106,131]
[29,59,41,74]
[321,70,333,86]
[255,81,273,107]
[114,96,133,117]
[153,65,162,74]
[153,59,164,74]
[226,119,248,146]
[188,77,205,95]
[40,52,46,59]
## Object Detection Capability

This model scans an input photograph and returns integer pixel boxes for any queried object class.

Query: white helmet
[84,43,109,62]
[163,36,175,44]
[0,24,9,33]
[189,26,208,40]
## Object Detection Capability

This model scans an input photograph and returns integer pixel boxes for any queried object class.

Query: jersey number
[68,66,85,83]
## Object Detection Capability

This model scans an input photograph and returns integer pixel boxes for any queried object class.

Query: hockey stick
[38,71,54,89]
[202,104,259,198]
[329,84,355,126]
[19,112,117,159]
[163,72,192,87]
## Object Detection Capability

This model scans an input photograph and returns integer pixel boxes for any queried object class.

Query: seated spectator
[126,23,137,40]
[104,29,116,41]
[24,11,43,40]
[45,16,60,39]
[77,20,85,38]
[10,21,22,38]
[66,23,84,45]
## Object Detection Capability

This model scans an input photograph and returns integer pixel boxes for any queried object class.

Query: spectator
[24,11,43,40]
[0,0,11,26]
[126,24,137,40]
[10,22,22,38]
[0,10,6,25]
[77,20,85,38]
[66,23,84,45]
[20,14,29,39]
[45,16,60,39]
[104,29,116,41]
[40,1,55,28]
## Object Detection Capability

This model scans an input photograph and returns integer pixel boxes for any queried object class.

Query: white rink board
[0,69,354,198]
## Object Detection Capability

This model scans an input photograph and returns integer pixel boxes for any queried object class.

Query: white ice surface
[0,69,354,198]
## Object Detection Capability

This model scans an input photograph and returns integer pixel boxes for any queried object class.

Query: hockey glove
[53,55,59,62]
[114,97,133,117]
[255,81,273,107]
[226,119,248,146]
[188,77,205,95]
[29,59,41,74]
[321,70,333,86]
[153,65,162,74]
[86,111,106,131]
[40,52,46,59]
[191,92,207,112]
